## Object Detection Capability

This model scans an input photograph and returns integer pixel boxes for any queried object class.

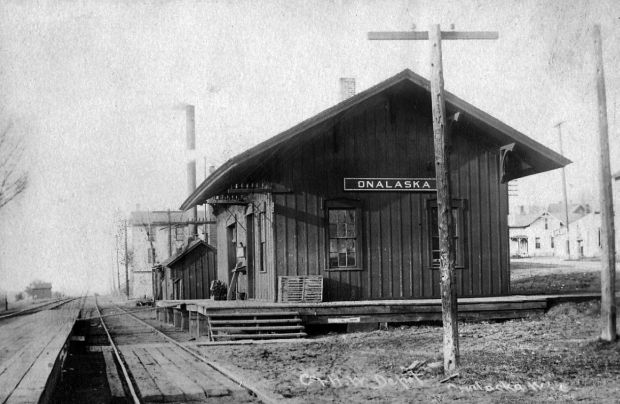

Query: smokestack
[339,77,356,101]
[186,105,197,238]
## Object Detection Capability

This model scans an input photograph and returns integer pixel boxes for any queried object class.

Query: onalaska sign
[344,178,437,192]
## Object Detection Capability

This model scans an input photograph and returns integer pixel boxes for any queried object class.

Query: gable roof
[164,239,215,268]
[181,69,571,210]
[30,282,52,289]
[510,204,589,229]
[509,213,542,228]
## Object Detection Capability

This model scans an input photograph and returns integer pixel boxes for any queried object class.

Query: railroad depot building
[179,69,570,302]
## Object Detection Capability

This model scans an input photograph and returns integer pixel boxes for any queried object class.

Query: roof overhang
[165,240,215,268]
[181,69,571,210]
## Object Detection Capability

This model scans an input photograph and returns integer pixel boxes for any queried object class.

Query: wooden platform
[157,292,614,331]
[0,298,82,403]
[117,343,254,402]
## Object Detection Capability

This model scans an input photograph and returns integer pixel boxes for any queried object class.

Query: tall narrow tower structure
[186,105,198,238]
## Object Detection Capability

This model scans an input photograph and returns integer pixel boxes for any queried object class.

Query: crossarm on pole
[368,31,498,41]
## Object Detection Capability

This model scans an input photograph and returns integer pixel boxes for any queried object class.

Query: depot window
[427,200,467,269]
[325,200,362,270]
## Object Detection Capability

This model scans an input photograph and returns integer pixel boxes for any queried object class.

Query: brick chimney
[339,78,356,101]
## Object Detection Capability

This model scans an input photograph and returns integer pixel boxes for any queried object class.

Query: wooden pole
[593,24,617,342]
[555,121,571,258]
[168,209,172,257]
[430,24,459,372]
[368,24,496,374]
[125,219,130,298]
[115,234,121,294]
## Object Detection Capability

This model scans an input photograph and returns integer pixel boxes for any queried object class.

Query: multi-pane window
[147,247,156,264]
[428,200,466,269]
[328,209,358,269]
[174,226,184,241]
[535,237,541,249]
[550,237,554,248]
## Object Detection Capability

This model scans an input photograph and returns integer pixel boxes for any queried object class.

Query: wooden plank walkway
[116,344,248,402]
[0,298,83,404]
[99,302,258,403]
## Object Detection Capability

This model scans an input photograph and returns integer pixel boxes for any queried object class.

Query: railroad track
[94,297,270,404]
[0,297,77,321]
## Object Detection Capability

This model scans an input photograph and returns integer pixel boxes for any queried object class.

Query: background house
[509,203,597,258]
[26,281,52,300]
[128,210,214,298]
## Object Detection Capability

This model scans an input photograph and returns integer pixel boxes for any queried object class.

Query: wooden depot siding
[214,193,277,301]
[250,90,510,301]
[170,243,217,300]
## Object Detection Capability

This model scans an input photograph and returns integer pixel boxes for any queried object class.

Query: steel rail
[0,298,76,321]
[109,300,281,404]
[94,297,141,404]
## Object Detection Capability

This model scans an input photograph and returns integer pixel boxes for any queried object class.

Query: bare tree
[0,123,27,209]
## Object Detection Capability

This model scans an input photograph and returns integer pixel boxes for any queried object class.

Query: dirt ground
[200,301,620,403]
[196,260,620,403]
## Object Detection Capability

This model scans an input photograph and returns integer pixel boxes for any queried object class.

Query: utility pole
[593,24,616,342]
[125,219,129,298]
[115,234,121,294]
[168,209,172,257]
[368,25,498,373]
[555,121,571,258]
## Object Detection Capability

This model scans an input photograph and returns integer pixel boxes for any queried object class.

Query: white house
[509,209,562,257]
[509,204,591,259]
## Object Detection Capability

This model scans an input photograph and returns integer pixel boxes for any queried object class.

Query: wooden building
[180,69,570,302]
[155,240,217,300]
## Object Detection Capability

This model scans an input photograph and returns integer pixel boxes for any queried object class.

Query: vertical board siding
[240,92,509,301]
[168,244,217,300]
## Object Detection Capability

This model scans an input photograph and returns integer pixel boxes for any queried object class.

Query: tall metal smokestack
[186,105,197,238]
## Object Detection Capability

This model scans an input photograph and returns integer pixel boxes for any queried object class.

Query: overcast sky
[0,0,618,295]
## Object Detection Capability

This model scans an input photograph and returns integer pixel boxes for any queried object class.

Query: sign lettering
[328,317,361,324]
[344,178,436,192]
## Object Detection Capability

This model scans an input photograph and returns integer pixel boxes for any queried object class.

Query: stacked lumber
[278,276,323,303]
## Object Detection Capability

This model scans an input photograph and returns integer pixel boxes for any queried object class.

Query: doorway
[246,213,255,299]
[226,223,237,285]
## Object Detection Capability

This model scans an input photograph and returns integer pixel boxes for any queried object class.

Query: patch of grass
[511,272,601,294]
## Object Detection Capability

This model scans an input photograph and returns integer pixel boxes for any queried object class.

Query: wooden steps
[206,311,307,341]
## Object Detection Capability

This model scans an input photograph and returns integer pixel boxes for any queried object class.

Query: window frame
[324,199,363,271]
[426,199,467,270]
[258,209,267,273]
[535,237,541,249]
[147,227,156,242]
[174,226,184,241]
[147,247,156,264]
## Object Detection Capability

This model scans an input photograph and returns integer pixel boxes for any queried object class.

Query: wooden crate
[278,276,323,303]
